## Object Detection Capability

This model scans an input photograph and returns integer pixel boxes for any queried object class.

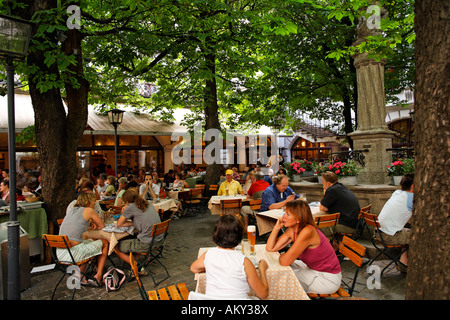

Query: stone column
[348,4,395,184]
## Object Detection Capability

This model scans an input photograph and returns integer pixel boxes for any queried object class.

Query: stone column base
[349,129,395,185]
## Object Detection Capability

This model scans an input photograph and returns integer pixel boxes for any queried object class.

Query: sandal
[396,262,407,274]
[81,278,101,287]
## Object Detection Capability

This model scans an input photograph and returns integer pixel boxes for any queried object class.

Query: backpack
[103,267,126,292]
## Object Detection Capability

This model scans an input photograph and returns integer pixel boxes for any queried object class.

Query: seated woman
[114,177,128,206]
[58,192,109,286]
[265,200,341,294]
[101,175,116,197]
[114,189,163,265]
[173,173,189,189]
[190,215,269,300]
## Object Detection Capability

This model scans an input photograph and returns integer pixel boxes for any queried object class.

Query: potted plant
[284,159,314,181]
[326,160,363,185]
[312,161,330,184]
[385,158,415,185]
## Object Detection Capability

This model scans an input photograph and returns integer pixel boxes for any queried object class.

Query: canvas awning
[0,93,187,135]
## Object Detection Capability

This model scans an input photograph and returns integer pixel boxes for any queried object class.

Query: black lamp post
[0,13,33,300]
[107,108,124,176]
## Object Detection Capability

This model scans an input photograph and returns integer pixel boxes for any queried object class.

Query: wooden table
[194,244,310,300]
[255,206,325,235]
[208,195,250,215]
[166,189,190,200]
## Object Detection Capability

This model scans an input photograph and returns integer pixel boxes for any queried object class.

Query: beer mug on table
[247,225,256,256]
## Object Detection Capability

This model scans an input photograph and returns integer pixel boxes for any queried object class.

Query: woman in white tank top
[190,215,269,300]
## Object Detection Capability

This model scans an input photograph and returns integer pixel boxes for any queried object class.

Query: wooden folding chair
[207,184,218,197]
[248,198,262,213]
[130,252,148,300]
[157,208,164,221]
[315,212,340,244]
[341,204,372,241]
[109,206,123,215]
[195,184,209,215]
[308,236,369,299]
[362,212,408,277]
[195,184,205,196]
[134,219,171,286]
[220,198,243,220]
[187,188,203,217]
[42,234,100,300]
[147,283,190,300]
[130,253,189,300]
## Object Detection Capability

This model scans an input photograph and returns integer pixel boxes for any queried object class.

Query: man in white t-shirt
[377,173,414,272]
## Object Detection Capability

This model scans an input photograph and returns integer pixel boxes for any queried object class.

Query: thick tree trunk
[203,51,221,188]
[25,0,89,227]
[405,0,449,299]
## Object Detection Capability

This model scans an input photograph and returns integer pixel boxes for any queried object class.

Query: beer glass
[247,225,256,255]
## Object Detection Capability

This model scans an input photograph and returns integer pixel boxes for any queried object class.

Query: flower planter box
[391,175,402,186]
[338,176,358,186]
[302,170,314,177]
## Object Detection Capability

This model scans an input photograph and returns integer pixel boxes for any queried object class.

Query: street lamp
[0,14,33,300]
[107,108,124,176]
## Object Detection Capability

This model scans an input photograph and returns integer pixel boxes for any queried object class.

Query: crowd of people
[188,164,413,298]
[14,156,412,297]
[0,167,42,207]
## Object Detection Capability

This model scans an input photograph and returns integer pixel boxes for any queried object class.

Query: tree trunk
[405,0,449,299]
[25,0,89,228]
[203,51,221,188]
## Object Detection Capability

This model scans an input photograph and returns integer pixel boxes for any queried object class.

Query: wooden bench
[148,283,190,300]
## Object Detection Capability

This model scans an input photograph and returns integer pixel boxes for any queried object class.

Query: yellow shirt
[218,180,242,196]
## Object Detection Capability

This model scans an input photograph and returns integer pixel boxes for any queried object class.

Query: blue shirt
[260,183,299,212]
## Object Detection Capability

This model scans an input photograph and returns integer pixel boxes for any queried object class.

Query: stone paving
[20,209,406,301]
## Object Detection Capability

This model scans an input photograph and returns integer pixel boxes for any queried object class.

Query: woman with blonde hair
[265,200,341,294]
[58,192,109,286]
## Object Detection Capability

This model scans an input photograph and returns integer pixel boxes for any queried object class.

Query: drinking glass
[247,225,256,256]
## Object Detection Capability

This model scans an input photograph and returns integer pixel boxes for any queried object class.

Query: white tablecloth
[194,245,309,300]
[149,198,178,212]
[208,195,250,215]
[255,206,324,235]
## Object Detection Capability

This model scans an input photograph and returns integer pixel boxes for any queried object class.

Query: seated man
[140,173,182,219]
[320,171,361,239]
[217,169,242,196]
[247,171,270,199]
[163,169,175,186]
[95,175,108,195]
[241,172,270,230]
[260,174,299,212]
[139,173,160,200]
[377,173,414,272]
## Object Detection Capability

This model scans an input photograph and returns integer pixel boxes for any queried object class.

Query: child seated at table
[190,215,269,299]
[265,199,342,294]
